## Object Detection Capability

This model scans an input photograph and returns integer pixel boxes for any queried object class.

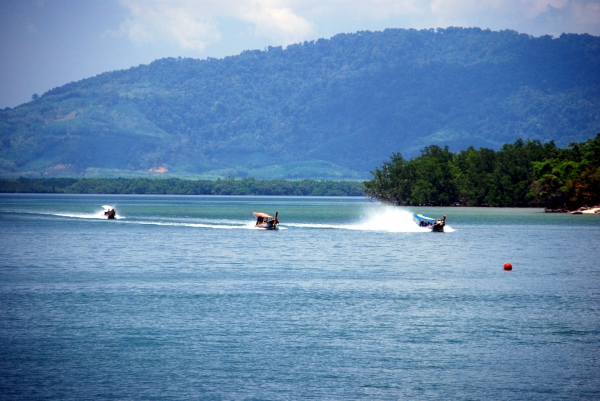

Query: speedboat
[414,213,446,232]
[253,212,279,230]
[102,205,116,219]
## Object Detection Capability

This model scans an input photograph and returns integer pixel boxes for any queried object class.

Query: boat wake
[11,209,125,220]
[53,211,125,220]
[356,207,456,232]
[133,220,287,230]
[352,207,433,232]
[7,205,452,232]
[113,205,453,233]
[285,206,454,232]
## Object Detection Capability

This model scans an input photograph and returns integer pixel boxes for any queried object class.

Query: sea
[1,194,599,400]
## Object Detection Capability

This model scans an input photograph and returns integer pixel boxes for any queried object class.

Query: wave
[3,209,125,220]
[3,205,452,232]
[53,211,125,220]
[354,207,455,232]
[284,222,350,230]
[285,206,454,232]
[131,220,287,230]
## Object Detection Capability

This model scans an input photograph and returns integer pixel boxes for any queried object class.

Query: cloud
[115,0,600,55]
[573,1,600,26]
[296,0,424,20]
[117,0,314,52]
[236,1,314,42]
[117,0,221,51]
[426,0,573,22]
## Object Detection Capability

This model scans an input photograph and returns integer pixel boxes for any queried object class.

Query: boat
[414,213,446,232]
[102,205,116,219]
[253,212,279,230]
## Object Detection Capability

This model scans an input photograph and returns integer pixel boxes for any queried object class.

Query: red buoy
[503,263,513,271]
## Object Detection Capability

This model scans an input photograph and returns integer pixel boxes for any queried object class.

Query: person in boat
[432,215,446,232]
[104,208,116,219]
[267,213,279,228]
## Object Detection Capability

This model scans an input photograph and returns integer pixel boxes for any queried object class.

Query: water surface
[1,194,599,400]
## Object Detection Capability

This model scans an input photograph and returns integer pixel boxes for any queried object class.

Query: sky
[1,0,599,109]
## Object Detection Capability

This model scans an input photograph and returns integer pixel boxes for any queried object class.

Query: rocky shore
[545,205,600,214]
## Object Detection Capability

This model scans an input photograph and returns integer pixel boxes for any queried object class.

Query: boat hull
[256,222,278,230]
[431,224,444,232]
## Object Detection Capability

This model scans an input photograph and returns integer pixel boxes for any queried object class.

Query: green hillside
[1,27,599,179]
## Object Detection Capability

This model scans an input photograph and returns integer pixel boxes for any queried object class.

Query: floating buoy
[503,262,513,271]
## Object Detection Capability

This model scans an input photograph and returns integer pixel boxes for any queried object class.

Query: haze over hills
[1,27,599,179]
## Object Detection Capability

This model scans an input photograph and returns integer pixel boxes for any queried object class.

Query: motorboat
[102,205,116,219]
[414,213,446,232]
[253,212,279,230]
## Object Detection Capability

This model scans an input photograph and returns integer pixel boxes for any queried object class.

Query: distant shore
[3,178,599,213]
[0,177,365,197]
[545,206,600,214]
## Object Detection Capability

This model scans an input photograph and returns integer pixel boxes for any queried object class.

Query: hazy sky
[1,0,599,109]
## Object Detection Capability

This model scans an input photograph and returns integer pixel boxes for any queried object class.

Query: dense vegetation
[1,28,599,179]
[4,133,598,207]
[364,134,600,209]
[0,177,363,196]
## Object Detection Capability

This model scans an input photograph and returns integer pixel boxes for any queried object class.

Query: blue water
[1,194,599,400]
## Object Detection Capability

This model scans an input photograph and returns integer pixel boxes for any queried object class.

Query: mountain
[1,27,599,179]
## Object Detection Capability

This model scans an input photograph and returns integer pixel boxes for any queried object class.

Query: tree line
[3,134,598,209]
[364,134,600,209]
[0,177,364,196]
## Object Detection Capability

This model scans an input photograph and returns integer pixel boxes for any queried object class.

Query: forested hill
[1,27,599,179]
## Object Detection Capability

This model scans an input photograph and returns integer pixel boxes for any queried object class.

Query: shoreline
[2,190,599,212]
[545,206,600,214]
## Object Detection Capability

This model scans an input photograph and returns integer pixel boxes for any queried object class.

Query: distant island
[1,27,599,179]
[364,135,600,212]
